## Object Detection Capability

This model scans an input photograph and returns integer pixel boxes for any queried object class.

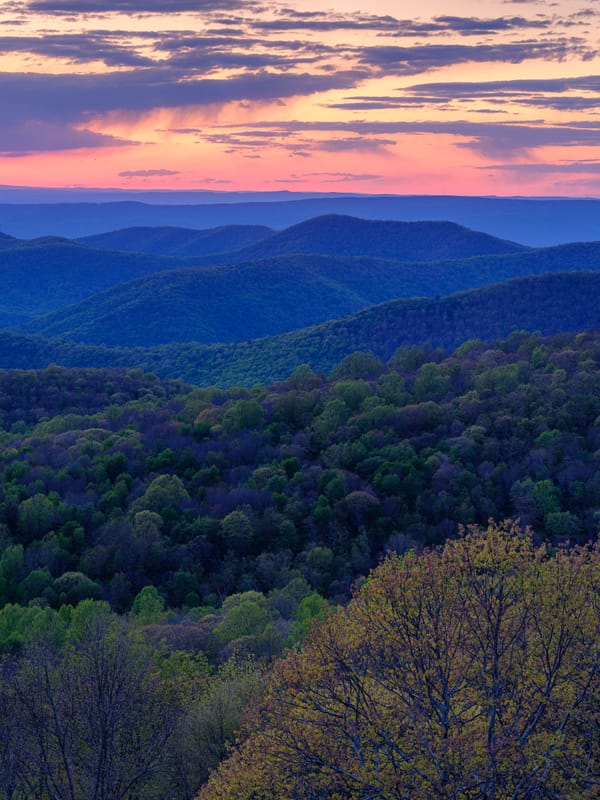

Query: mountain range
[78,224,273,258]
[2,195,600,245]
[8,215,600,349]
[0,215,524,330]
[0,211,598,386]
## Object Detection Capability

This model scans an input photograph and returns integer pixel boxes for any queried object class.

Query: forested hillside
[0,236,189,324]
[0,215,529,335]
[0,209,599,800]
[4,271,599,385]
[0,330,598,615]
[4,216,600,354]
[20,242,600,347]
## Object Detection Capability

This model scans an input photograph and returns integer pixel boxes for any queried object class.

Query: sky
[1,0,600,195]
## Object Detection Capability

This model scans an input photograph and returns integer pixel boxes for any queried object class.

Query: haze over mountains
[2,194,600,246]
[78,216,523,262]
[0,215,524,331]
[19,238,600,348]
[0,237,189,327]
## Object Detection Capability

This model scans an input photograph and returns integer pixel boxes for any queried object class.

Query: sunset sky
[2,0,600,195]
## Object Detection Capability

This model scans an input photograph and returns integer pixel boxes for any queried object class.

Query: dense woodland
[0,330,599,621]
[2,215,600,352]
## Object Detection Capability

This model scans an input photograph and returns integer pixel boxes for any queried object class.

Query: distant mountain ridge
[191,215,525,264]
[0,215,527,334]
[4,271,600,386]
[2,195,600,245]
[79,215,525,264]
[78,224,273,258]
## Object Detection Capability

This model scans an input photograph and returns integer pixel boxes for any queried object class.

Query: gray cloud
[194,177,232,184]
[225,118,600,158]
[0,33,154,66]
[331,73,600,113]
[0,120,128,155]
[253,11,551,36]
[4,26,585,81]
[254,11,402,33]
[0,65,367,154]
[303,171,384,181]
[430,15,551,34]
[162,47,321,72]
[0,68,366,125]
[359,40,596,76]
[480,161,600,174]
[408,75,600,97]
[0,26,336,73]
[24,0,247,12]
[552,177,600,191]
[119,168,180,176]
[198,128,395,156]
[279,170,384,183]
[313,137,395,153]
[398,75,600,113]
[328,95,453,110]
[4,2,600,162]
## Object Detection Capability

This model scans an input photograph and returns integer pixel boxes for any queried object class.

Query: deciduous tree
[199,521,600,800]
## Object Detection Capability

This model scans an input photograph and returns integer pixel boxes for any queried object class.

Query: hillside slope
[22,241,600,347]
[6,271,600,386]
[0,238,192,320]
[22,256,375,346]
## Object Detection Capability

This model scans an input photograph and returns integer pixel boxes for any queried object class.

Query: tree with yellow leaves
[199,521,600,799]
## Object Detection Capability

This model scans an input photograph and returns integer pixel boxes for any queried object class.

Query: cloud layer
[2,0,600,193]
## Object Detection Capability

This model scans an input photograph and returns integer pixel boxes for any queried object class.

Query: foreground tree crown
[199,521,600,800]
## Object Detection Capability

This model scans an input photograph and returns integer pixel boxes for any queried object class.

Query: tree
[163,657,265,799]
[0,671,22,800]
[132,585,165,625]
[13,603,181,800]
[199,521,600,800]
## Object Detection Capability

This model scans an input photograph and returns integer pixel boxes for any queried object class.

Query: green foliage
[214,592,273,646]
[132,474,190,516]
[54,571,101,605]
[286,592,330,645]
[0,332,598,622]
[132,585,165,625]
